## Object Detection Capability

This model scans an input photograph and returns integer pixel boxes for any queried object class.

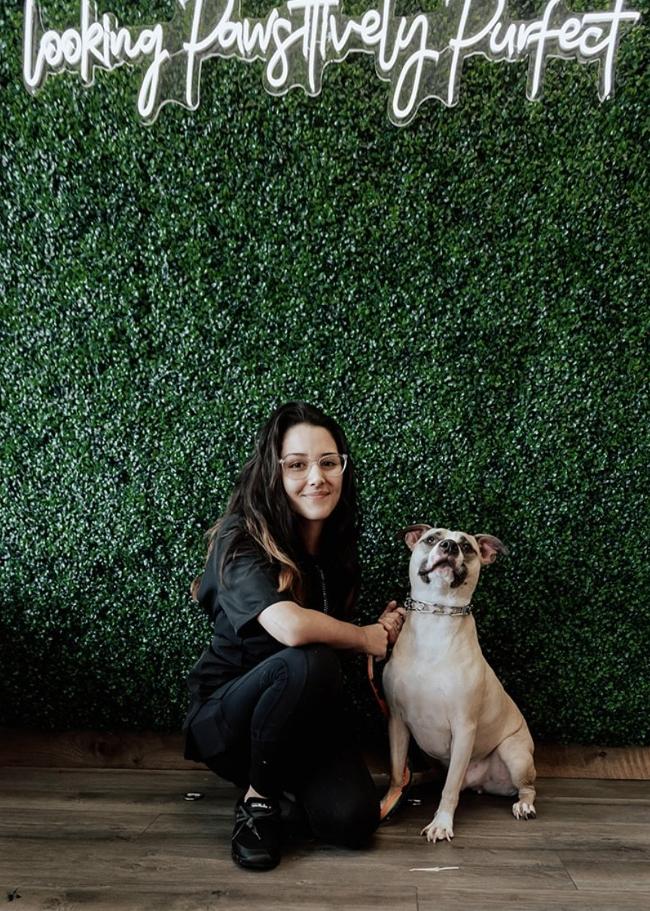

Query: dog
[382,525,536,842]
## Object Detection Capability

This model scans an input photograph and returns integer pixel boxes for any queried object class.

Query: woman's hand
[360,623,389,660]
[378,601,406,646]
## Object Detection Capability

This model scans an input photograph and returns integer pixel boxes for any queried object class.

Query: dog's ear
[475,535,509,565]
[400,524,432,551]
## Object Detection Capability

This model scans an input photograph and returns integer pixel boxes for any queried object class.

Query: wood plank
[417,824,650,852]
[561,859,650,891]
[416,888,650,911]
[0,885,419,911]
[4,768,645,802]
[0,767,225,792]
[0,836,574,892]
[0,768,235,814]
[2,730,649,779]
[0,808,153,840]
[0,835,253,888]
[397,786,650,826]
[139,812,578,873]
[144,809,650,852]
[535,778,650,801]
[3,769,648,802]
[8,887,650,911]
[377,826,650,855]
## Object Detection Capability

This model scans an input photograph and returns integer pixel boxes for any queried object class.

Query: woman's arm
[258,601,388,658]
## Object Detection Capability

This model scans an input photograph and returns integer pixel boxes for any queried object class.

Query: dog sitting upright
[382,525,536,842]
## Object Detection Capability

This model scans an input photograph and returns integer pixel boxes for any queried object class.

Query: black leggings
[189,645,379,847]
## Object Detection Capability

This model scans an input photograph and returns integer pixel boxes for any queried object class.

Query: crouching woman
[183,401,403,870]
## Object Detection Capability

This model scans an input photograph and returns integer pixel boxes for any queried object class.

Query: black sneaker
[231,796,281,870]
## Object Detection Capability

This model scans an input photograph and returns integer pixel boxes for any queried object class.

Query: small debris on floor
[409,866,459,872]
[183,792,204,801]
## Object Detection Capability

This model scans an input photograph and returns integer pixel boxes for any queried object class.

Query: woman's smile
[280,423,343,532]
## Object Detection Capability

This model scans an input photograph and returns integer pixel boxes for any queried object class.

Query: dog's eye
[424,536,436,546]
[461,541,473,554]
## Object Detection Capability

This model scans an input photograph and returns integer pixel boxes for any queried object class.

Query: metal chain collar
[403,596,472,616]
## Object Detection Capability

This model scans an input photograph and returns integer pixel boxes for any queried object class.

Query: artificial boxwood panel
[1,1,648,744]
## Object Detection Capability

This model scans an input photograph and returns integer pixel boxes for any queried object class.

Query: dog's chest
[383,617,485,760]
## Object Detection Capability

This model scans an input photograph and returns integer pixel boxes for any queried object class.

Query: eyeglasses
[279,453,348,480]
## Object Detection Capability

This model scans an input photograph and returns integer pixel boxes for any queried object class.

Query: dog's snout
[439,539,459,556]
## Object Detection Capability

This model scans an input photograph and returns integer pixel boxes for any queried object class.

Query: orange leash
[367,656,411,821]
[367,655,389,717]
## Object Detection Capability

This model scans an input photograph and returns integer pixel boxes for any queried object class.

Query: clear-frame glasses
[279,453,348,480]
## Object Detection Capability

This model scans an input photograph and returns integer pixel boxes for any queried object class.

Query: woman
[183,401,404,870]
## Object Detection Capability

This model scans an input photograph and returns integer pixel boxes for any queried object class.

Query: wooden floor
[2,769,649,910]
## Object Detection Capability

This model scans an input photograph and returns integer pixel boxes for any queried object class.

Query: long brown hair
[191,402,361,613]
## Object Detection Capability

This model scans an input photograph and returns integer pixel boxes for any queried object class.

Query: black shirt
[184,514,353,723]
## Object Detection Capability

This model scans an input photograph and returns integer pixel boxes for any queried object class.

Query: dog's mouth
[419,558,468,588]
[421,557,455,575]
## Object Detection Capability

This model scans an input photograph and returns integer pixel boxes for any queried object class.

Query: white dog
[382,525,536,842]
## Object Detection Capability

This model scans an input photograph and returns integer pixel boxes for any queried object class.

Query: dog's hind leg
[496,725,537,820]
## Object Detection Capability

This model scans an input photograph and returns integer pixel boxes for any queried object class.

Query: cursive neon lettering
[22,0,642,126]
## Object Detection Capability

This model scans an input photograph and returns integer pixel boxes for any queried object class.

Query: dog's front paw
[420,811,454,843]
[512,800,536,820]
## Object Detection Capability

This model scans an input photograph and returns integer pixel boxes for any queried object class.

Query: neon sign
[23,0,641,125]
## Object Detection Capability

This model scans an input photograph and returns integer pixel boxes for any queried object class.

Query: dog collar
[404,596,472,616]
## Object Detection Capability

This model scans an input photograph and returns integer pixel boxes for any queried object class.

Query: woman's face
[280,423,343,524]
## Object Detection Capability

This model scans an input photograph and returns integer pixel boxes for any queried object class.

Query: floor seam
[136,814,161,838]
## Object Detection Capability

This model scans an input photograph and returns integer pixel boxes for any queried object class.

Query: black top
[183,514,354,747]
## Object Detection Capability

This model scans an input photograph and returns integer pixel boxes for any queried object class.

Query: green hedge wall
[1,0,648,745]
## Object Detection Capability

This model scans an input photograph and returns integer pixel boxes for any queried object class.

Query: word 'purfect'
[23,0,641,125]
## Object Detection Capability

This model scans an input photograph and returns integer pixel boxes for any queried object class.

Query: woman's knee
[304,644,342,694]
[280,644,342,700]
